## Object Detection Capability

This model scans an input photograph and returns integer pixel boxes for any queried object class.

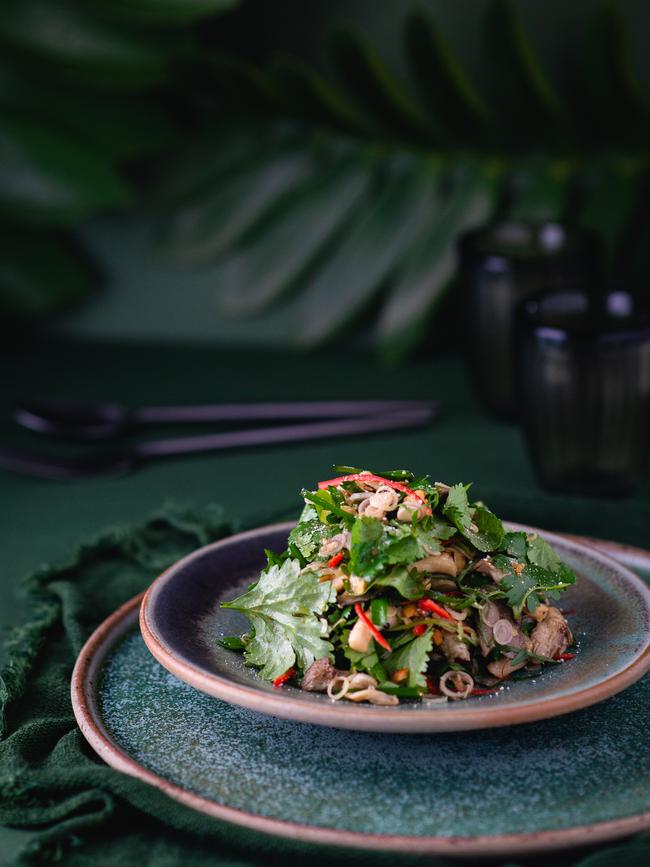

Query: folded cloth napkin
[1,503,649,867]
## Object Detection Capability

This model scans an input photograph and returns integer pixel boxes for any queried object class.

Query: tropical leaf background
[2,0,649,358]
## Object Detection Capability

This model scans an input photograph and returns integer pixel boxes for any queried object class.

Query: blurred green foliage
[2,0,649,357]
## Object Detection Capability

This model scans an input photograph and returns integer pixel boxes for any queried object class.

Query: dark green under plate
[86,541,650,854]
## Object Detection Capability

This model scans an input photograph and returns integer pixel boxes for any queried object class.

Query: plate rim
[139,520,650,734]
[71,591,650,858]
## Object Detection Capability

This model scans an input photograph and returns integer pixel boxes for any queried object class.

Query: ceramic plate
[138,522,650,733]
[71,534,650,857]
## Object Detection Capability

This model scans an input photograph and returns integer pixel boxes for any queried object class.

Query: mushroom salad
[220,467,577,705]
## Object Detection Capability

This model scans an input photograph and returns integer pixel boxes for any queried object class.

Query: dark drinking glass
[459,223,603,419]
[516,289,650,497]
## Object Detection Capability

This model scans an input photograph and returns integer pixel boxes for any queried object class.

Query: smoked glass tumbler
[459,223,603,419]
[516,290,650,497]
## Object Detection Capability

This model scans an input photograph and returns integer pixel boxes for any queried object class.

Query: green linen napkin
[1,503,649,867]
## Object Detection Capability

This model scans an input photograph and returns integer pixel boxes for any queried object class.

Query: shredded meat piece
[441,633,470,662]
[301,658,342,692]
[530,605,573,659]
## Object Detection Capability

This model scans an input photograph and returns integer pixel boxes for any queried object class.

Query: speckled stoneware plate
[71,535,650,857]
[137,521,650,734]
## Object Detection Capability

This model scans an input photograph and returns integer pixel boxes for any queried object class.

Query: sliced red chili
[317,472,431,514]
[555,652,575,661]
[417,597,453,620]
[272,667,296,688]
[471,688,499,695]
[354,603,392,653]
[411,624,427,637]
[327,551,344,568]
[426,676,440,695]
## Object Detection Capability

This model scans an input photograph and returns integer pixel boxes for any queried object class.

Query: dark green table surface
[2,338,650,862]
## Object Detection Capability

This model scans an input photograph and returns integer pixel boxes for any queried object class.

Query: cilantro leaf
[443,484,503,552]
[349,517,385,578]
[371,566,424,600]
[442,482,473,531]
[500,531,528,560]
[467,506,505,552]
[526,534,562,572]
[384,629,434,688]
[221,559,334,680]
[288,519,331,561]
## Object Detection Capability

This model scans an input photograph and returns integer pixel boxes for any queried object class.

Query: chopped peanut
[432,628,444,646]
[390,667,410,683]
[402,602,418,619]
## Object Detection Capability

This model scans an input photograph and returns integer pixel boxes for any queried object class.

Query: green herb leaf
[443,484,503,551]
[384,629,433,688]
[288,519,331,561]
[501,531,528,560]
[526,533,562,572]
[349,517,385,577]
[371,566,423,600]
[221,559,334,680]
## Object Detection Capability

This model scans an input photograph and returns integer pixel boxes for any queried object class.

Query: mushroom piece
[487,656,528,679]
[345,687,399,706]
[472,556,506,585]
[412,551,458,577]
[530,605,573,659]
[396,494,428,523]
[301,658,343,692]
[348,616,374,652]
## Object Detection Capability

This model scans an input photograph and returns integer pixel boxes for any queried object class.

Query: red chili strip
[317,472,431,515]
[471,688,499,695]
[273,667,296,688]
[327,551,344,568]
[556,652,575,661]
[417,597,453,620]
[426,676,440,695]
[354,603,392,653]
[411,624,427,637]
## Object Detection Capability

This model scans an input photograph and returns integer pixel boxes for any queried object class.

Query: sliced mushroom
[487,656,528,679]
[412,551,457,577]
[345,687,399,706]
[472,556,506,584]
[348,673,378,690]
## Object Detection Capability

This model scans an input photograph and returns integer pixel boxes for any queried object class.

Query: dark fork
[13,398,438,441]
[0,408,437,480]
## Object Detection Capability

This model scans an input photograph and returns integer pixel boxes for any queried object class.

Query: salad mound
[221,467,576,705]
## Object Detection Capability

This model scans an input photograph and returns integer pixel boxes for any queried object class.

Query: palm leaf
[330,26,436,143]
[290,158,443,348]
[160,146,319,262]
[404,8,493,144]
[504,159,570,222]
[217,156,372,315]
[0,115,130,225]
[0,1,171,91]
[0,227,97,318]
[377,162,498,361]
[92,0,239,26]
[271,53,373,135]
[485,0,567,146]
[583,0,650,146]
